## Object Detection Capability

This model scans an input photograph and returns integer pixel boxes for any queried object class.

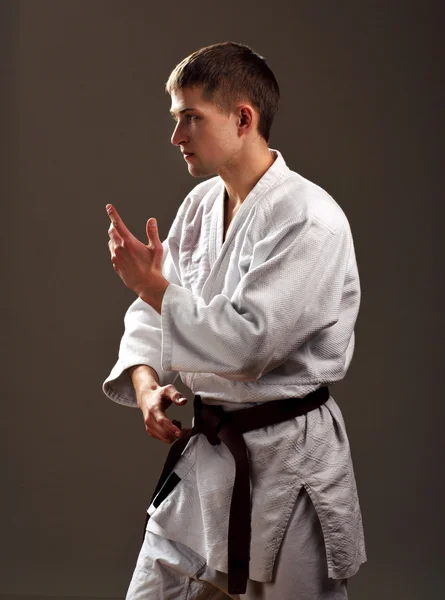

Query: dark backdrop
[1,1,444,599]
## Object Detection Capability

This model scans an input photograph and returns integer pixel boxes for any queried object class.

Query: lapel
[200,149,289,303]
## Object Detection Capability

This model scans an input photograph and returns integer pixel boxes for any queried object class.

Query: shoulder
[266,169,351,237]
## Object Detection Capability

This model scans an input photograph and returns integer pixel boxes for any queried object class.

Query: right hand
[137,384,191,444]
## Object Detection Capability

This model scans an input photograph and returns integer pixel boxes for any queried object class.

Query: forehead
[170,86,219,114]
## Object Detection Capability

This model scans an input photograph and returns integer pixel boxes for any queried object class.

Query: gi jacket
[103,149,367,581]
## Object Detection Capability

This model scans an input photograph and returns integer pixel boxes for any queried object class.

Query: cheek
[207,127,235,156]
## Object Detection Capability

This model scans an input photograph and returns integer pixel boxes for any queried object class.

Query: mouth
[183,152,195,161]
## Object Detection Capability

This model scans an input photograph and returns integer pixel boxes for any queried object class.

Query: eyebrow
[169,107,196,116]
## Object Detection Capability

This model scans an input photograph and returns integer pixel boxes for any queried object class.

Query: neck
[218,143,276,208]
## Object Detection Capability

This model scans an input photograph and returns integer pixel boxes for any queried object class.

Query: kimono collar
[219,147,289,212]
[240,147,289,200]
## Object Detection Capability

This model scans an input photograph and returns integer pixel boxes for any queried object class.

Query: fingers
[171,420,192,437]
[143,386,188,444]
[106,206,128,271]
[146,416,184,444]
[108,231,123,271]
[108,225,122,247]
[145,406,181,443]
[106,204,132,240]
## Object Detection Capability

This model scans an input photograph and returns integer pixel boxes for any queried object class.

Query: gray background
[1,1,444,599]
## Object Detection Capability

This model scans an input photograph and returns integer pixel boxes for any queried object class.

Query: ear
[237,104,254,134]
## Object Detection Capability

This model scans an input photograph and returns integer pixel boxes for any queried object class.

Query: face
[170,86,242,177]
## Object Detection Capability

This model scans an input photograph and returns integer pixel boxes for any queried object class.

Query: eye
[170,113,198,124]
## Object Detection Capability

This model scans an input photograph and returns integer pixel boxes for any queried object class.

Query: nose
[171,121,188,147]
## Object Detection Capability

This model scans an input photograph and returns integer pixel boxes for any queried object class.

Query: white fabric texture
[103,149,367,582]
[126,488,348,600]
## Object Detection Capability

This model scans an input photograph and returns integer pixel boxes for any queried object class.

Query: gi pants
[126,488,348,600]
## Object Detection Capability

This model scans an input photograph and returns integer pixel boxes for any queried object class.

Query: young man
[104,42,366,599]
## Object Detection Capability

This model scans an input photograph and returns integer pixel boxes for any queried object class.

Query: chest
[178,189,257,299]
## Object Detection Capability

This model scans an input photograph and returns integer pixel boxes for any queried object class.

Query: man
[103,41,366,599]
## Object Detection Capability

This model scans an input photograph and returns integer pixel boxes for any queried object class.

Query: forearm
[128,365,160,405]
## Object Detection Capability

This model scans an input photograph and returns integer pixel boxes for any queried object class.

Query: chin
[188,164,216,178]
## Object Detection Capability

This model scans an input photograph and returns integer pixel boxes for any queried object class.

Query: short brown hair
[166,42,280,143]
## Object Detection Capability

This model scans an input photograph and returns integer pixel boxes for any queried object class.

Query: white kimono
[103,149,367,582]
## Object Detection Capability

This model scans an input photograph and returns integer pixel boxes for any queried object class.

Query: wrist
[128,365,160,400]
[138,276,170,314]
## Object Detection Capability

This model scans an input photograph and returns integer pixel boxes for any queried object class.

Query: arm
[103,188,201,407]
[102,234,182,407]
[160,217,358,381]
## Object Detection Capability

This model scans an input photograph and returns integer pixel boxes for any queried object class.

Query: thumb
[169,389,187,405]
[146,218,160,246]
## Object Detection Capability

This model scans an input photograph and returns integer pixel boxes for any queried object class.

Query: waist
[194,385,330,438]
[193,382,334,412]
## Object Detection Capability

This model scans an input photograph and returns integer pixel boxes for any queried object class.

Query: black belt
[145,385,330,594]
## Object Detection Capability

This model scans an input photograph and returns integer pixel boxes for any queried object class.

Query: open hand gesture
[106,204,169,310]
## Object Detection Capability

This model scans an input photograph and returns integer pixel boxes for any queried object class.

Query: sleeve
[160,216,354,382]
[102,237,182,407]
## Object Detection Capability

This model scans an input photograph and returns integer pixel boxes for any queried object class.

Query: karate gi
[103,149,367,596]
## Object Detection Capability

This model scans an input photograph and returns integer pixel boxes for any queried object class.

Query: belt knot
[194,395,226,446]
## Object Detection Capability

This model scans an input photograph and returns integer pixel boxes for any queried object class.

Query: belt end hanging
[227,559,249,594]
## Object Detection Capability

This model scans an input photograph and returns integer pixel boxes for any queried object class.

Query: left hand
[106,204,169,304]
